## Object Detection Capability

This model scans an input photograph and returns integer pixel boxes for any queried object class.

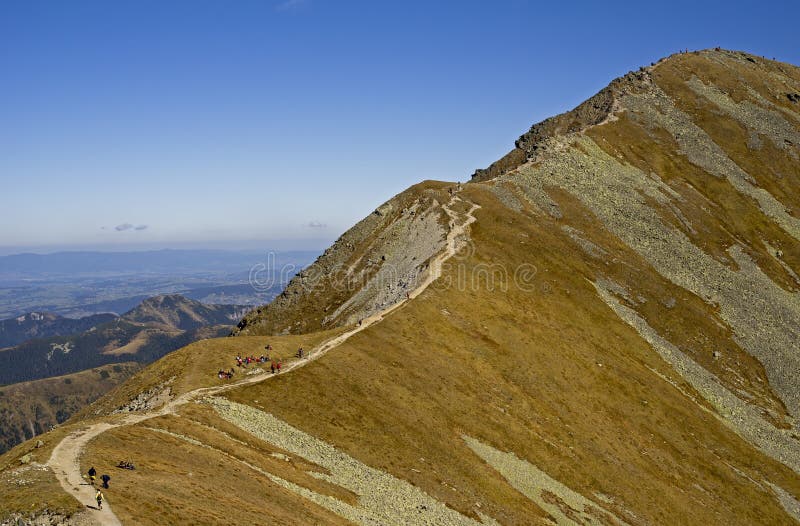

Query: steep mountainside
[2,49,800,526]
[233,181,454,336]
[0,363,140,454]
[0,312,116,349]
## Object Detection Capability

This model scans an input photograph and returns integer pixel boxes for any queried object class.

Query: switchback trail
[47,192,480,525]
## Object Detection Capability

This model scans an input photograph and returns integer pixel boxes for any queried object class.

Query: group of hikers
[216,343,309,380]
[236,354,269,367]
[87,466,111,510]
[88,461,135,510]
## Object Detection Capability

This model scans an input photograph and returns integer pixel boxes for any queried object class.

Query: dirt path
[47,192,479,525]
[48,423,122,526]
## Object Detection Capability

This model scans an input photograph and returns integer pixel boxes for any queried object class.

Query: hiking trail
[46,192,479,525]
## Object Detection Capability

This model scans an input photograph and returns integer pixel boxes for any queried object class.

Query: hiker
[101,474,111,489]
[95,490,104,509]
[88,466,96,485]
[270,361,276,374]
[277,361,282,373]
[297,347,304,359]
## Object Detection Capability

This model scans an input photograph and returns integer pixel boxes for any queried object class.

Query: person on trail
[297,347,304,359]
[101,474,111,489]
[88,466,96,485]
[277,361,282,373]
[270,361,276,374]
[95,490,104,509]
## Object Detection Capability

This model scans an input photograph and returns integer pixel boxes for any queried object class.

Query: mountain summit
[2,48,800,525]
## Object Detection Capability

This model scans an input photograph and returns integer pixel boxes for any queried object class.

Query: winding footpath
[47,193,480,525]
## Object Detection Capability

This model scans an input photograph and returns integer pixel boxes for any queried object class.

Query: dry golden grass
[0,419,105,518]
[219,185,799,525]
[64,176,800,524]
[82,329,345,417]
[80,409,356,526]
[3,50,800,525]
[0,362,141,455]
[652,54,800,224]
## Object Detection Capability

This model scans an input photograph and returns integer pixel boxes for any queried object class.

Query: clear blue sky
[1,0,797,254]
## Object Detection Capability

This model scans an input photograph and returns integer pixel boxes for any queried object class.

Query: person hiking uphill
[88,466,96,485]
[101,473,111,488]
[95,489,104,509]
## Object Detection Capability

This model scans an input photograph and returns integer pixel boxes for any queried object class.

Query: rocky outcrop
[471,67,652,182]
[232,181,454,336]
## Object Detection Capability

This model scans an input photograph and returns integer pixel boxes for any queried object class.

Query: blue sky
[1,0,797,254]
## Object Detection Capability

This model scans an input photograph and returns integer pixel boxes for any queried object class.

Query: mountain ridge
[0,311,117,349]
[2,48,800,525]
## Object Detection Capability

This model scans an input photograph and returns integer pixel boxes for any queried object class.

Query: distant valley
[0,294,251,453]
[0,249,318,319]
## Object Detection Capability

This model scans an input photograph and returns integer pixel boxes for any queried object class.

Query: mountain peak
[3,49,800,525]
[123,294,246,330]
[472,47,797,182]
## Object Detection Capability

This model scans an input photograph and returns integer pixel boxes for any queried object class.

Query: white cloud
[113,223,148,232]
[306,220,326,228]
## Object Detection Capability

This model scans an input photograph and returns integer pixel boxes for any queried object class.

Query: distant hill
[123,294,249,330]
[0,294,245,454]
[0,294,243,386]
[0,311,117,349]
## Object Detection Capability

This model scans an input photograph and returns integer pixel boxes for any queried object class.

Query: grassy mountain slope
[2,48,800,525]
[0,363,140,453]
[0,295,245,456]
